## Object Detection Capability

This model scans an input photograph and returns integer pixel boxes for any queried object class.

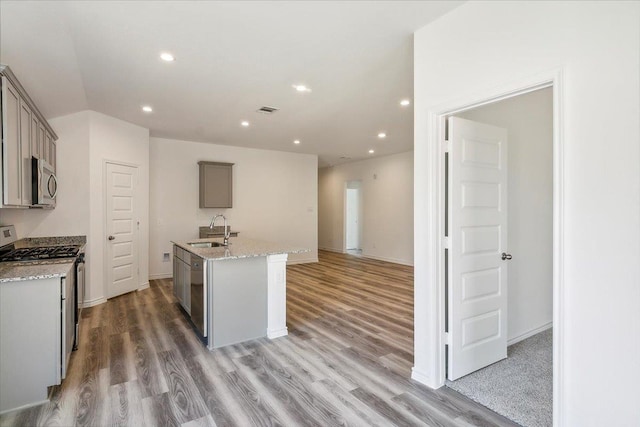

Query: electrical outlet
[163,252,170,262]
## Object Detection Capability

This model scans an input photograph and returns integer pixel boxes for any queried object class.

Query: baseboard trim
[267,327,288,339]
[318,246,345,254]
[508,321,553,346]
[287,257,318,265]
[149,273,172,280]
[317,248,413,266]
[0,398,50,416]
[137,282,150,291]
[361,253,414,267]
[82,296,107,308]
[411,367,442,389]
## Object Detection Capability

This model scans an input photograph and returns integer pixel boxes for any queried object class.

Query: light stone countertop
[15,235,87,248]
[0,259,76,283]
[0,235,86,283]
[172,237,309,261]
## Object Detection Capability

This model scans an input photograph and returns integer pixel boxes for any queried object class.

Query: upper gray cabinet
[0,65,58,208]
[1,75,21,206]
[198,161,233,208]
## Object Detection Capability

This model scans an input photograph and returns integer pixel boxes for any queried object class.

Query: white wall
[0,111,91,239]
[88,111,149,304]
[413,2,640,425]
[0,111,150,306]
[457,88,553,343]
[318,151,413,265]
[148,137,318,278]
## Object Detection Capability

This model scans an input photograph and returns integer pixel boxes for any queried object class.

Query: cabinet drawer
[174,246,191,263]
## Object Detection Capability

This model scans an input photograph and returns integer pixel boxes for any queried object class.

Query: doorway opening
[444,87,553,427]
[344,180,362,256]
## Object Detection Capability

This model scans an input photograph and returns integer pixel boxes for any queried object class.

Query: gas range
[0,225,83,263]
[0,245,80,262]
[0,225,86,357]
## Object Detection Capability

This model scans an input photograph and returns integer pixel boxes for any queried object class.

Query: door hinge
[445,332,452,346]
[443,236,449,249]
[443,139,451,153]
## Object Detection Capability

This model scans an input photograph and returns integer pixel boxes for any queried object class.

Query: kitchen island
[171,237,307,350]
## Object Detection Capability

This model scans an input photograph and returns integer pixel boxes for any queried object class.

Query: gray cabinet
[173,245,191,313]
[50,139,56,172]
[19,99,33,205]
[30,114,39,159]
[38,122,45,161]
[198,161,233,208]
[44,130,56,171]
[0,65,58,208]
[0,270,72,413]
[1,76,21,206]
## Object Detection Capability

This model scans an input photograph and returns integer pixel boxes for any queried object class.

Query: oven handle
[48,173,58,199]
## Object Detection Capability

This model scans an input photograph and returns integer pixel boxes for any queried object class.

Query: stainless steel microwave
[31,156,57,207]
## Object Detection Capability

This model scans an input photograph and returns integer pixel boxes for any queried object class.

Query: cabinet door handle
[501,252,512,260]
[108,235,115,241]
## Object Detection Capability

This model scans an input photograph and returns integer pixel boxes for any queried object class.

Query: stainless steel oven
[31,156,57,207]
[73,250,85,350]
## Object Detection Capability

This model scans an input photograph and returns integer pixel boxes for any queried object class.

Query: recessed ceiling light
[160,52,175,62]
[293,84,311,93]
[293,140,301,145]
[378,132,386,139]
[368,149,375,154]
[142,105,153,113]
[400,99,411,106]
[241,121,250,127]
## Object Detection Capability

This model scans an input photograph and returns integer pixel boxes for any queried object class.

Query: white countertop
[172,237,308,261]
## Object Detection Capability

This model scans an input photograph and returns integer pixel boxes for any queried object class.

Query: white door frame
[412,68,565,426]
[345,187,361,250]
[103,159,141,299]
[343,180,362,253]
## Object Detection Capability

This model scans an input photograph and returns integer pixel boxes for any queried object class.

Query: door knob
[108,235,115,241]
[501,252,512,260]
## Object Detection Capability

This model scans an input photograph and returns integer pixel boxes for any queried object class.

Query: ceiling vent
[256,106,279,114]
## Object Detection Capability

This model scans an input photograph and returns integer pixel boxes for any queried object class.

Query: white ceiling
[0,1,462,167]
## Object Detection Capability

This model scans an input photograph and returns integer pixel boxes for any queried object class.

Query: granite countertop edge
[0,259,76,283]
[172,237,309,261]
[0,235,86,283]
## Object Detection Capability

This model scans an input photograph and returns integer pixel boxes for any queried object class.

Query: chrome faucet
[209,214,230,246]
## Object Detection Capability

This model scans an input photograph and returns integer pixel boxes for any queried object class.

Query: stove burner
[0,245,80,262]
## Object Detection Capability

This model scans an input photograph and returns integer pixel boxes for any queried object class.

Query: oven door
[32,156,57,207]
[74,253,85,350]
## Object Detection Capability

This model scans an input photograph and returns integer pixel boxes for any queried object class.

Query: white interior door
[346,188,360,250]
[105,162,139,299]
[448,116,509,380]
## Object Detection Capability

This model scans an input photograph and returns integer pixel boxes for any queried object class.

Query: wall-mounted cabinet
[198,161,233,208]
[0,65,58,208]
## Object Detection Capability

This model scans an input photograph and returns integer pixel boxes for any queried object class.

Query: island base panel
[208,257,267,349]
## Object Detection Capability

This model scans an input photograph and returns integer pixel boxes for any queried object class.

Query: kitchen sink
[187,241,226,248]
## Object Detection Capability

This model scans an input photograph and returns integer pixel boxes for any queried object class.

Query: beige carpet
[446,328,553,427]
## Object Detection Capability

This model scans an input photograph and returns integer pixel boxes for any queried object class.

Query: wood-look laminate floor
[1,251,519,427]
